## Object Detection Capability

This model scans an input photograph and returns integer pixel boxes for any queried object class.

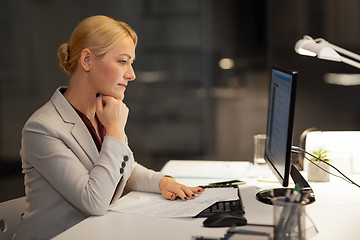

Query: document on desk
[109,187,239,218]
[160,160,252,180]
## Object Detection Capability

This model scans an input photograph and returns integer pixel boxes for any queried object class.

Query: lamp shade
[294,36,341,62]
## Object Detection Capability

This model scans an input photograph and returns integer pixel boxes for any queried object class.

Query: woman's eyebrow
[118,53,135,61]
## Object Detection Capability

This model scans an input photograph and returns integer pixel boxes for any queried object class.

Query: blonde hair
[58,15,137,75]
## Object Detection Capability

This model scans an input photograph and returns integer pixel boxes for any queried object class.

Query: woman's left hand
[159,176,204,201]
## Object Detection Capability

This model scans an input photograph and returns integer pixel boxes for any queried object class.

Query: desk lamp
[294,35,360,69]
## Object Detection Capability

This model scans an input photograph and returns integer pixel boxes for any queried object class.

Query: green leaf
[310,147,330,162]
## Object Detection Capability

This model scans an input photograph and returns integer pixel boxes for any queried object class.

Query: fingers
[160,178,204,201]
[95,95,128,142]
[177,186,204,201]
[161,191,177,201]
[161,184,187,201]
[190,186,205,194]
[173,185,192,201]
[96,94,104,112]
[182,185,197,199]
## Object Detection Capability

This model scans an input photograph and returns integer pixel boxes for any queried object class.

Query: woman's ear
[80,48,91,72]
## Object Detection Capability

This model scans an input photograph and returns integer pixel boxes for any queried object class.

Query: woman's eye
[119,60,127,64]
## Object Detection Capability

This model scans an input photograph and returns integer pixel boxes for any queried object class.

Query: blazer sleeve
[21,120,132,216]
[125,163,165,193]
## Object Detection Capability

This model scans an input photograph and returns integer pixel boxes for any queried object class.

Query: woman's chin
[114,94,125,100]
[104,92,124,100]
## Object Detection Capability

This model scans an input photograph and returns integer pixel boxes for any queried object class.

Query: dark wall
[1,0,359,201]
[268,0,360,144]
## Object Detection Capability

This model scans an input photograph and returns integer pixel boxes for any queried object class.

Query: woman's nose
[125,66,136,81]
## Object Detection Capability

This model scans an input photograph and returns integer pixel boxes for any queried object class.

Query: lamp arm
[328,43,360,62]
[297,36,360,70]
[339,56,360,69]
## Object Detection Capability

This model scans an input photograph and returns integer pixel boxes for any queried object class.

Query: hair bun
[57,43,71,74]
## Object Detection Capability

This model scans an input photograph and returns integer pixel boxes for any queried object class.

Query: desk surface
[53,161,360,240]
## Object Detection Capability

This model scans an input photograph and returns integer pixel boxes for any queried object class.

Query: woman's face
[89,36,136,100]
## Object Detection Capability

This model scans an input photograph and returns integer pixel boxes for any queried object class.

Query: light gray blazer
[13,87,164,240]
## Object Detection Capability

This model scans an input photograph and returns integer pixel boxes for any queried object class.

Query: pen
[199,180,245,188]
[276,185,302,239]
[257,179,295,184]
[284,188,291,202]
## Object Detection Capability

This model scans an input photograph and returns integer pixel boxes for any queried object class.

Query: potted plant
[307,147,330,182]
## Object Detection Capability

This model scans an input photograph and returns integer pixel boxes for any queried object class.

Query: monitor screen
[264,67,297,187]
[257,67,315,205]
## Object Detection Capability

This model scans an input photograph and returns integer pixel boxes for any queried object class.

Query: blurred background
[1,0,359,201]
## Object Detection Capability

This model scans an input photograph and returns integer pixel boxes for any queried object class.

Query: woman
[14,15,204,240]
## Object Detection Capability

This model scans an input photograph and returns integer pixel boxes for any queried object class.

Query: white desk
[53,161,360,240]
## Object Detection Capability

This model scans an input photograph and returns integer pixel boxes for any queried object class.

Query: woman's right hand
[96,95,128,143]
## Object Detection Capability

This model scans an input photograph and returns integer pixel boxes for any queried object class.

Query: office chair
[0,197,26,240]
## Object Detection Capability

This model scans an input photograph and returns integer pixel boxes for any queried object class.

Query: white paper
[160,160,252,179]
[109,187,239,218]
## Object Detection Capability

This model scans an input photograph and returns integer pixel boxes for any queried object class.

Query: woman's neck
[64,77,97,122]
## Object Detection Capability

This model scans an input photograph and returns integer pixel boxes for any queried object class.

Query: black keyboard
[194,199,245,218]
[194,181,245,218]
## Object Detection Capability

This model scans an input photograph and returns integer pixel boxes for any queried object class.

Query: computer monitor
[256,66,315,205]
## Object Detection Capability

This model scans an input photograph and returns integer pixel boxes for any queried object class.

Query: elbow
[80,193,110,216]
[88,207,107,216]
[83,203,108,216]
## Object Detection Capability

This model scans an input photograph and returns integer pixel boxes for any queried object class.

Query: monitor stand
[256,165,316,205]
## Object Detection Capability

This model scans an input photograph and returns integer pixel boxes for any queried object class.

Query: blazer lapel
[51,87,99,166]
[70,123,99,166]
